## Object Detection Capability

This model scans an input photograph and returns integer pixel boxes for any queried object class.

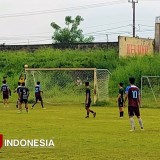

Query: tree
[51,15,94,43]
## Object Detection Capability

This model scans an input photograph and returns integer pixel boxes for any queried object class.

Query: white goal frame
[25,67,111,104]
[141,75,160,106]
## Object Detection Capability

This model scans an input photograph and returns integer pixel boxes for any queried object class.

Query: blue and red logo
[0,134,3,149]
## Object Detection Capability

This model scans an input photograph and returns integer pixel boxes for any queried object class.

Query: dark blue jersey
[35,85,41,93]
[35,85,42,97]
[1,84,9,95]
[86,88,91,102]
[20,87,29,100]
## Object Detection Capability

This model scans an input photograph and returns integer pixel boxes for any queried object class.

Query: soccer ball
[24,64,28,68]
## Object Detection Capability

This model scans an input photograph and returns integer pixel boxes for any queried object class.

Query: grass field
[0,103,160,160]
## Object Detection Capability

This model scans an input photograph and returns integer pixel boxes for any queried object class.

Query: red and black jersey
[126,85,140,107]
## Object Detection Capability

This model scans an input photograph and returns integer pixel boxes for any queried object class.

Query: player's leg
[25,101,28,113]
[119,101,124,118]
[135,108,144,130]
[128,106,135,131]
[18,101,23,113]
[16,97,19,108]
[3,97,9,107]
[85,102,96,118]
[118,99,124,118]
[6,98,9,107]
[85,107,90,118]
[137,116,144,130]
[88,108,96,118]
[88,101,96,118]
[31,97,38,108]
[119,107,124,118]
[40,97,44,108]
[3,94,6,107]
[3,98,6,107]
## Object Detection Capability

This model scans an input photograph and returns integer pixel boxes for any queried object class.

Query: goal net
[141,76,160,107]
[25,68,110,105]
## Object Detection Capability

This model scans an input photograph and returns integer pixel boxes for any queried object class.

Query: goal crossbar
[25,68,97,71]
[25,68,110,105]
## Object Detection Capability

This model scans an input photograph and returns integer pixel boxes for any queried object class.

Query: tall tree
[51,15,94,43]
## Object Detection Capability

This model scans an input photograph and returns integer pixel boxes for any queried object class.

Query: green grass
[0,103,160,160]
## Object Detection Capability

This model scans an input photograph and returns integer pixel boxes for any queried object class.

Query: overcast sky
[0,0,160,44]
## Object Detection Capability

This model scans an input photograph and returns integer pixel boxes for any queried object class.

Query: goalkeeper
[19,72,26,85]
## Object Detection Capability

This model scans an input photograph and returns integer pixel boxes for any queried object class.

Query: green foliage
[0,48,117,91]
[0,48,160,107]
[51,15,94,43]
[109,55,160,96]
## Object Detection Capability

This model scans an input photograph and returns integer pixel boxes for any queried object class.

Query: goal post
[25,68,111,105]
[141,76,160,107]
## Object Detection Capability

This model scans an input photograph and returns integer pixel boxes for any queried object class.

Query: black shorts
[85,100,91,108]
[3,94,9,99]
[20,99,28,104]
[36,96,42,101]
[128,106,140,117]
[118,98,124,107]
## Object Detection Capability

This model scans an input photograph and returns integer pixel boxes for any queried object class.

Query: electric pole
[128,0,138,37]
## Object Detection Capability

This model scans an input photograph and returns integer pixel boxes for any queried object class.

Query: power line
[84,25,131,35]
[0,0,126,19]
[84,20,133,29]
[138,24,154,28]
[0,21,155,39]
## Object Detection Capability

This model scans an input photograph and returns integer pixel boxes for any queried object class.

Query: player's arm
[137,90,141,107]
[85,93,89,104]
[19,73,22,80]
[124,90,128,107]
[117,93,121,102]
[24,72,26,80]
[39,86,43,95]
[124,86,130,105]
[6,86,10,96]
[40,90,43,97]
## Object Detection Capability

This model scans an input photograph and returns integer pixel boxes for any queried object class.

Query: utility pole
[128,0,138,37]
[155,16,160,53]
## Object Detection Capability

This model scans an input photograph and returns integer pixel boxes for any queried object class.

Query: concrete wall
[0,42,119,52]
[119,36,154,57]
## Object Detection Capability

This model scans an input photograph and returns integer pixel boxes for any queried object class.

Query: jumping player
[124,77,144,131]
[1,80,10,107]
[14,82,22,108]
[31,81,44,109]
[85,81,96,118]
[19,72,26,85]
[19,82,29,112]
[117,82,124,118]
